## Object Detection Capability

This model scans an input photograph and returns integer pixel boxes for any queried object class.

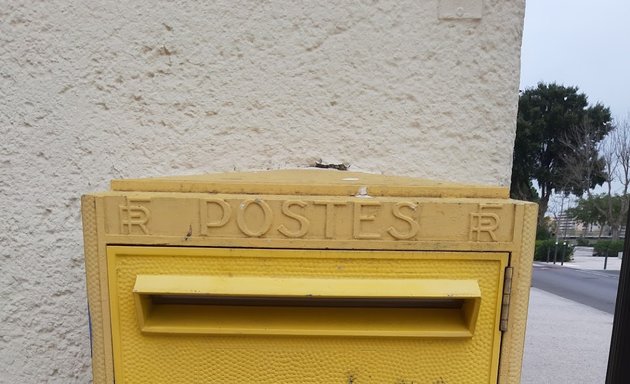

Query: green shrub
[536,224,552,240]
[576,237,591,246]
[593,240,625,257]
[534,239,573,262]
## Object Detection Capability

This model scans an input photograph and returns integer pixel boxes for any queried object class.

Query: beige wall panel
[1,1,524,381]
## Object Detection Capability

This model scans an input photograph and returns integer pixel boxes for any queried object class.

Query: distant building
[551,213,626,239]
[555,213,577,238]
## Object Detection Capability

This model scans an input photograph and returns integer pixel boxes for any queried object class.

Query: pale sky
[520,0,630,122]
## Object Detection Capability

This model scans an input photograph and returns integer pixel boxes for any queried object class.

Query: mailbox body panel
[108,247,507,384]
[81,170,538,384]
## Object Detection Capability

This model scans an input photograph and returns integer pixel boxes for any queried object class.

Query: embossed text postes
[199,198,419,240]
[108,195,513,242]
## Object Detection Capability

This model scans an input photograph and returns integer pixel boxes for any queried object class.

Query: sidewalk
[521,288,613,383]
[559,246,622,271]
[521,246,617,383]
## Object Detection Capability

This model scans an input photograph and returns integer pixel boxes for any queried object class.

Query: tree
[510,82,613,226]
[597,120,630,239]
[558,121,608,195]
[567,194,628,238]
[614,117,630,196]
[561,117,630,239]
[566,195,610,237]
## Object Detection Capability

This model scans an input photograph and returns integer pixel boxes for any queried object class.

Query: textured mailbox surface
[108,247,507,384]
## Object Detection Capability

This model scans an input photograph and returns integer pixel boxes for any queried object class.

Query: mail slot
[132,273,481,337]
[82,170,536,383]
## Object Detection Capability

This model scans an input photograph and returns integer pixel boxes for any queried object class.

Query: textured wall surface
[0,1,524,382]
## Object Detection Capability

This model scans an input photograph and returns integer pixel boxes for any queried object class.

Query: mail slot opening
[133,275,481,338]
[150,295,467,308]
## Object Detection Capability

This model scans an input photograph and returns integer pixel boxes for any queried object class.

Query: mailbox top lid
[111,169,508,199]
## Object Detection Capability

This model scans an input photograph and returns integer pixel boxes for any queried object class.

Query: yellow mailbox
[81,169,536,384]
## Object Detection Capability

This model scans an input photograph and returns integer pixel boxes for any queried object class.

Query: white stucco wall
[0,1,525,382]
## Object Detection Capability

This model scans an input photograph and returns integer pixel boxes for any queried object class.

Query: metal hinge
[499,266,513,332]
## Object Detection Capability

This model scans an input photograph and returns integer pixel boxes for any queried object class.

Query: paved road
[531,263,620,314]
